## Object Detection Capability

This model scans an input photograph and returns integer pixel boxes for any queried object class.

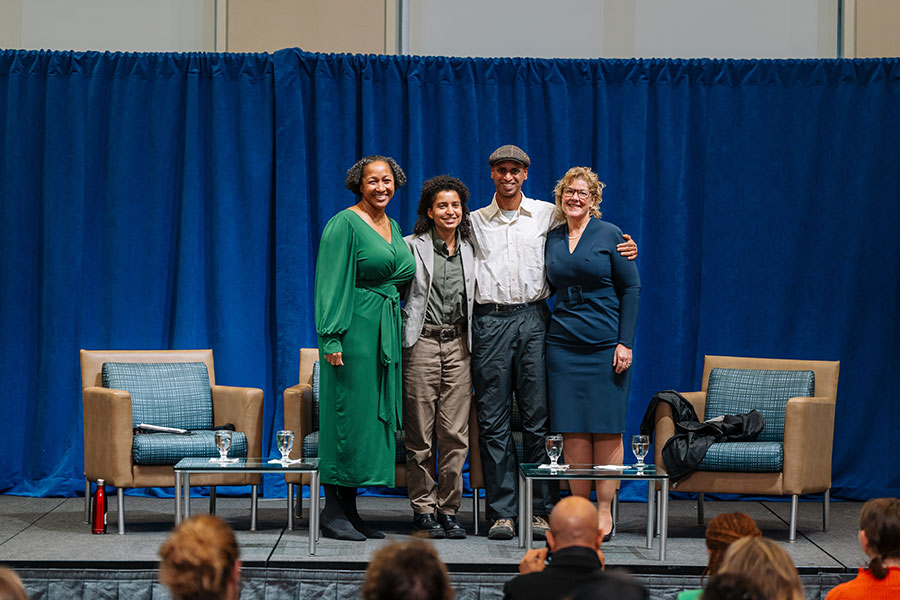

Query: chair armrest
[82,386,134,487]
[652,391,706,473]
[283,383,312,460]
[783,396,835,493]
[211,385,264,458]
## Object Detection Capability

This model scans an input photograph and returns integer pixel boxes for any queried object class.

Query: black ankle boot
[321,484,365,541]
[338,486,385,539]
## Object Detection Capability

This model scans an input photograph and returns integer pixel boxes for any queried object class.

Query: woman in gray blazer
[401,175,476,539]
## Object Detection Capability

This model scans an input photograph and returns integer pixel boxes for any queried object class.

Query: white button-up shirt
[470,194,564,305]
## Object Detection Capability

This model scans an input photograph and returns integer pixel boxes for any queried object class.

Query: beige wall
[855,0,900,57]
[226,0,394,54]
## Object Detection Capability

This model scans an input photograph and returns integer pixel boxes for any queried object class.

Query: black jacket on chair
[641,390,765,482]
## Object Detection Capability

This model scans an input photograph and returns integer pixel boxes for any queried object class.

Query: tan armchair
[284,348,484,532]
[652,355,839,541]
[80,349,263,534]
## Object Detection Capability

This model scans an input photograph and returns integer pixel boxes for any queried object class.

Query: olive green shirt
[424,228,467,326]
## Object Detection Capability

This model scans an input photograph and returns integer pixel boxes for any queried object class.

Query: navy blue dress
[545,218,641,433]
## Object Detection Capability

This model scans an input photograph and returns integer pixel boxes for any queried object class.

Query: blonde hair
[718,537,804,600]
[552,166,605,219]
[0,567,27,600]
[158,515,239,600]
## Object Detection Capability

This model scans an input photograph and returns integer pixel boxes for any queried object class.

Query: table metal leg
[288,483,294,531]
[660,479,669,561]
[250,484,258,531]
[209,486,216,515]
[175,472,182,525]
[524,476,534,549]
[309,471,320,555]
[517,471,526,547]
[646,481,654,549]
[184,473,191,519]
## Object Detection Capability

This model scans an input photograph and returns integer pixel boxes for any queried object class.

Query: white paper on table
[538,464,569,469]
[593,464,626,470]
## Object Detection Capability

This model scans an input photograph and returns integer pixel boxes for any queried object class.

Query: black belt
[474,301,542,315]
[421,323,464,341]
[556,286,615,304]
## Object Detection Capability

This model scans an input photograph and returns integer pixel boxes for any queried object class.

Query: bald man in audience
[503,496,646,600]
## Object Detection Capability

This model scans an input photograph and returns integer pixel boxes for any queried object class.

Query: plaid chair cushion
[697,441,784,472]
[301,429,407,464]
[132,430,248,465]
[706,368,814,442]
[102,362,213,430]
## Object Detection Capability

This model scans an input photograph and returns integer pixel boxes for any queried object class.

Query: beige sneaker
[532,515,550,540]
[488,518,516,540]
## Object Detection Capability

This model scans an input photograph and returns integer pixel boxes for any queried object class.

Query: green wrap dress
[314,209,416,486]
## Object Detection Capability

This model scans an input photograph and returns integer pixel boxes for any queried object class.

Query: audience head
[547,496,604,553]
[704,512,762,578]
[718,536,804,600]
[702,572,765,600]
[362,540,453,600]
[0,567,27,600]
[858,497,900,579]
[158,514,241,600]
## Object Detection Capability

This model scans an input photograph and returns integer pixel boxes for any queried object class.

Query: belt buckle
[439,327,455,341]
[567,286,583,303]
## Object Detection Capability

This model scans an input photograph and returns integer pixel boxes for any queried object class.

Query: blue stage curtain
[0,50,277,496]
[274,51,900,500]
[1,49,898,499]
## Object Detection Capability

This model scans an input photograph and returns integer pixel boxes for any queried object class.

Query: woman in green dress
[314,155,416,540]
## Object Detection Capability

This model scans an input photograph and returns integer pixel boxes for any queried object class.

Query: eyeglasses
[563,188,591,200]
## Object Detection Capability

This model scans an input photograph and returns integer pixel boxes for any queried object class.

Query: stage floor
[0,493,862,598]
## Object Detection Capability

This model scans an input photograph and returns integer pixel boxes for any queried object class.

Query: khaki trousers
[402,331,471,515]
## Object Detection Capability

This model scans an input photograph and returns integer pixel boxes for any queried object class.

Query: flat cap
[488,144,530,167]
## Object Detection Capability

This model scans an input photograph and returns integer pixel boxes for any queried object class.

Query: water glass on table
[631,434,649,469]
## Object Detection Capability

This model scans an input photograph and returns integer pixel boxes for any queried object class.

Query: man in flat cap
[469,145,637,541]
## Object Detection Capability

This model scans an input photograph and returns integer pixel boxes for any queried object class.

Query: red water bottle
[91,479,107,534]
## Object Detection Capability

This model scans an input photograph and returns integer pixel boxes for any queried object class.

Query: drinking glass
[214,430,233,463]
[545,434,564,468]
[276,430,294,464]
[631,434,649,469]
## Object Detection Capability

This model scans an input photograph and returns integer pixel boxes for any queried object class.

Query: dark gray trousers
[472,302,556,520]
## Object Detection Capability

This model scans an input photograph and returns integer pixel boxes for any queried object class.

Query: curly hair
[345,155,407,196]
[552,166,605,220]
[413,175,472,240]
[718,537,805,600]
[362,540,453,600]
[704,512,762,579]
[859,497,900,579]
[158,515,240,600]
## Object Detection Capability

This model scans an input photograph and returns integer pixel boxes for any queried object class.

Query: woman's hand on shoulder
[616,233,638,260]
[324,352,344,367]
[613,344,632,374]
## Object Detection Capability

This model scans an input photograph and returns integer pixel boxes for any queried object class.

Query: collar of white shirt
[482,193,537,220]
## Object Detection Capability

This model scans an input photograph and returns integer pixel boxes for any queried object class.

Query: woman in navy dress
[545,166,640,537]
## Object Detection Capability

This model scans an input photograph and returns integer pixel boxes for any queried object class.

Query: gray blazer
[401,231,476,349]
